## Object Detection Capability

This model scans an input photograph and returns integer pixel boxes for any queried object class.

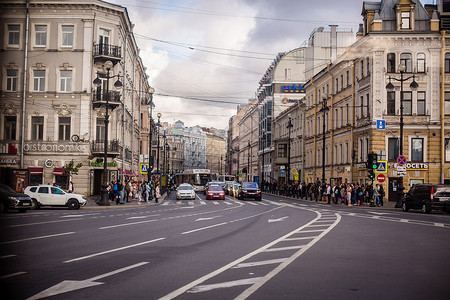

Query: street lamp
[247,140,251,181]
[93,60,122,206]
[286,114,293,185]
[147,88,155,184]
[156,113,162,174]
[319,96,329,187]
[386,64,418,208]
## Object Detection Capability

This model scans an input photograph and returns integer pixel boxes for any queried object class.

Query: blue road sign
[140,163,149,175]
[280,169,286,174]
[377,120,386,130]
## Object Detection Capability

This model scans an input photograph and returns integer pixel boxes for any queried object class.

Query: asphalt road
[1,192,449,300]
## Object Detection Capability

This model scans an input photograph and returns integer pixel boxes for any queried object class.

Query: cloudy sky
[109,0,436,130]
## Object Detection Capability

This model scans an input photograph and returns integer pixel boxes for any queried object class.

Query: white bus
[175,169,211,192]
[217,174,236,182]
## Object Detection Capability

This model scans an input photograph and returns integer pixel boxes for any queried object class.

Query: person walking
[155,183,161,203]
[119,180,125,204]
[68,181,74,193]
[379,184,385,206]
[346,183,353,206]
[373,184,381,207]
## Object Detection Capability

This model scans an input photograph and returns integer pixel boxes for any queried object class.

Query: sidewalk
[83,193,167,209]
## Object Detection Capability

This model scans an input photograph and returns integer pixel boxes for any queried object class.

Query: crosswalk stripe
[199,200,206,205]
[212,201,220,205]
[224,201,233,205]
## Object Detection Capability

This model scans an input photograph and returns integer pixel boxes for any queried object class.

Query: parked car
[238,182,262,201]
[402,184,450,213]
[0,183,32,213]
[24,185,87,210]
[224,181,235,195]
[176,183,196,200]
[206,184,225,200]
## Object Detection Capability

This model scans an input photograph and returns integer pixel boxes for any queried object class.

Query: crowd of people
[260,180,385,207]
[106,178,162,205]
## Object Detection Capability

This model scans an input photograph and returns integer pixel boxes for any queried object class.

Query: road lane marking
[268,216,288,223]
[232,258,287,269]
[187,278,262,294]
[0,232,75,245]
[264,245,304,252]
[9,219,83,228]
[0,254,17,259]
[64,238,165,263]
[126,214,160,220]
[0,272,26,279]
[27,262,149,300]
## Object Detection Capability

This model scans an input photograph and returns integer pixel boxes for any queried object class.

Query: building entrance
[388,177,400,203]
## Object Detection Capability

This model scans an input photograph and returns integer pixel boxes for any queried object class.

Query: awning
[29,167,43,175]
[53,168,64,176]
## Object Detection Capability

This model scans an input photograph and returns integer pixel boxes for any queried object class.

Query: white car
[24,185,87,210]
[176,184,196,200]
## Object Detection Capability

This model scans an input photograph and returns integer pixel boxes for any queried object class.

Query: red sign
[377,174,386,183]
[397,155,407,165]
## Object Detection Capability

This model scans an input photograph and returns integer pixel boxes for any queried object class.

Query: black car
[0,183,32,213]
[238,182,262,201]
[402,184,450,214]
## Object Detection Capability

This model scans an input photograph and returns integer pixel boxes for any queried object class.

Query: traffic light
[367,153,378,181]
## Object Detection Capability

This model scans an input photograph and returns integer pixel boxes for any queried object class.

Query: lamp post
[386,64,418,208]
[172,146,177,175]
[286,114,293,185]
[147,88,155,184]
[93,60,122,206]
[156,113,161,174]
[166,144,170,175]
[319,96,329,186]
[247,140,251,182]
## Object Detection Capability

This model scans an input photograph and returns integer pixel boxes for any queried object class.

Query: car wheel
[31,199,40,210]
[0,201,8,213]
[257,197,262,201]
[402,202,409,212]
[421,203,430,214]
[18,208,27,213]
[67,199,80,210]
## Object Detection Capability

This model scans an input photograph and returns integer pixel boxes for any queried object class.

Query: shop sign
[0,159,17,165]
[393,163,428,170]
[23,142,87,153]
[281,98,298,104]
[89,161,117,167]
[281,84,305,93]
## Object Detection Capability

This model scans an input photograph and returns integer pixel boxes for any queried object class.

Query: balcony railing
[91,140,120,157]
[93,44,121,59]
[92,91,121,109]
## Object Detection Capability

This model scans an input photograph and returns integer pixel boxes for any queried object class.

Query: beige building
[238,99,258,182]
[204,128,226,177]
[0,0,153,195]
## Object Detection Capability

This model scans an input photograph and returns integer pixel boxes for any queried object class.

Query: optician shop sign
[23,142,87,153]
[393,163,428,170]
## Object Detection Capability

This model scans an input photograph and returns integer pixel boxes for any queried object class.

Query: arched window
[400,53,412,72]
[417,53,426,73]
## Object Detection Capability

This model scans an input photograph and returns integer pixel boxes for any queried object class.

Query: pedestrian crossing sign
[375,161,387,173]
[140,163,149,175]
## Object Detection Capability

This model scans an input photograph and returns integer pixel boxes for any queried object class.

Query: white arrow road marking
[195,216,221,221]
[368,211,391,215]
[64,238,165,263]
[27,262,149,300]
[268,216,289,223]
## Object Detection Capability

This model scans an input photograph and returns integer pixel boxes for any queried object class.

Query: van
[402,184,450,213]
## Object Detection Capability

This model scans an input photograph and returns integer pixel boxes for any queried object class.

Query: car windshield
[178,185,193,191]
[243,182,258,189]
[208,185,222,191]
[0,183,15,193]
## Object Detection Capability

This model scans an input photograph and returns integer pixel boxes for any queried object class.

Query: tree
[63,159,83,177]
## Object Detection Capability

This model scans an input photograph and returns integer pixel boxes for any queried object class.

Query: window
[99,28,110,45]
[401,11,410,29]
[58,117,71,140]
[417,53,425,73]
[387,53,396,73]
[346,70,350,86]
[4,116,16,140]
[335,77,339,92]
[445,138,450,162]
[366,57,370,75]
[277,144,287,158]
[411,138,423,162]
[360,95,364,118]
[35,25,47,46]
[33,70,45,92]
[361,59,364,78]
[6,69,18,91]
[96,118,105,141]
[387,91,396,115]
[400,53,412,72]
[445,53,450,73]
[445,92,450,115]
[388,138,399,161]
[8,24,20,45]
[365,93,370,117]
[61,25,74,47]
[31,116,44,140]
[402,91,412,115]
[417,91,426,115]
[340,74,344,90]
[60,70,72,92]
[345,103,349,126]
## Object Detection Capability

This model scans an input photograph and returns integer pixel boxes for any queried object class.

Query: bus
[217,174,236,182]
[175,169,211,192]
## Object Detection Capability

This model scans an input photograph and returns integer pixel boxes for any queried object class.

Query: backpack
[113,184,118,191]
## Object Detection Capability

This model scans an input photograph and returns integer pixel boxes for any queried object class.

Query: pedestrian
[68,181,74,193]
[379,184,385,206]
[155,183,161,203]
[326,183,331,204]
[373,184,381,207]
[346,183,353,206]
[114,181,120,204]
[119,180,125,204]
[137,182,143,204]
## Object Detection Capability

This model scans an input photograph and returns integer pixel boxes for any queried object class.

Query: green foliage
[63,159,83,176]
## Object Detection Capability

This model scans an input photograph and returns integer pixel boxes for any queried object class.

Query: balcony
[92,91,121,109]
[93,43,121,64]
[91,140,120,157]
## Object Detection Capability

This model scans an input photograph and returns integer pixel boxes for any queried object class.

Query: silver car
[176,184,196,200]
